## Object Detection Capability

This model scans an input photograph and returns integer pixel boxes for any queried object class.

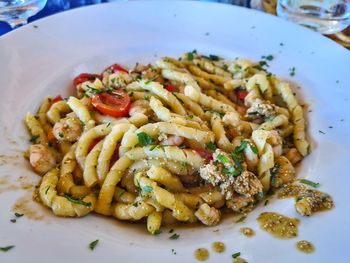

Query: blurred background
[0,0,349,48]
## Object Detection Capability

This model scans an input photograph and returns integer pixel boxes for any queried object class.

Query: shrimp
[29,144,57,175]
[159,135,184,146]
[129,99,151,116]
[53,117,83,142]
[285,148,303,165]
[195,203,221,226]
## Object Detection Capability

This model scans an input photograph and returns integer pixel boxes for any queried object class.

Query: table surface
[0,0,254,37]
[0,0,111,36]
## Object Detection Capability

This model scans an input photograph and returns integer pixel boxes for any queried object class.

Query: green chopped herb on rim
[89,239,99,250]
[0,245,15,252]
[232,252,241,258]
[64,194,92,207]
[299,179,320,188]
[169,233,180,240]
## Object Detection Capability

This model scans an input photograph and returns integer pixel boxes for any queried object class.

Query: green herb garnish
[169,233,180,240]
[257,192,264,200]
[0,246,15,252]
[264,200,269,206]
[45,186,50,195]
[235,216,246,223]
[299,179,320,188]
[289,67,296,76]
[14,213,23,218]
[132,202,139,207]
[234,140,248,153]
[64,194,92,207]
[153,229,162,235]
[249,143,258,154]
[206,142,217,151]
[232,252,241,258]
[216,154,230,164]
[318,130,325,134]
[262,55,274,61]
[29,135,39,143]
[137,132,154,146]
[187,50,197,61]
[10,219,16,223]
[89,239,99,250]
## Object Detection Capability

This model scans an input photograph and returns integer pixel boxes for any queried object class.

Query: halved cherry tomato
[194,148,213,162]
[236,90,248,101]
[73,73,100,87]
[91,90,130,117]
[104,64,128,74]
[165,84,175,92]
[52,95,63,104]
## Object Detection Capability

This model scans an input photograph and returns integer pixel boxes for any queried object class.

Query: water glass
[277,0,350,34]
[0,0,47,28]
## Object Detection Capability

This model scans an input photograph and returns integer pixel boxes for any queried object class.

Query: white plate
[1,1,350,262]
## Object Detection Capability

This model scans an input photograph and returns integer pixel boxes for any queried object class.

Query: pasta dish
[24,51,309,234]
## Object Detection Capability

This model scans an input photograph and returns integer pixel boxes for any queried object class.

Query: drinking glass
[0,0,47,28]
[277,0,350,34]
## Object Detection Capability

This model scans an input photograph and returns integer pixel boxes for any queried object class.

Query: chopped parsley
[86,87,113,95]
[289,67,296,76]
[137,132,154,146]
[206,142,217,151]
[318,130,325,134]
[29,135,39,143]
[235,215,246,223]
[216,154,230,164]
[132,202,139,207]
[64,194,92,207]
[299,179,320,188]
[10,219,16,223]
[169,229,174,233]
[171,248,177,255]
[187,50,197,61]
[264,200,269,206]
[261,54,274,61]
[169,233,180,240]
[0,245,15,252]
[45,186,50,195]
[143,186,153,193]
[232,252,241,258]
[234,140,248,153]
[232,155,244,174]
[58,132,64,138]
[89,239,99,250]
[153,229,162,235]
[249,143,258,154]
[257,192,264,200]
[14,213,23,218]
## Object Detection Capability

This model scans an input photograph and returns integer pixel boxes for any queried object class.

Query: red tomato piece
[91,90,131,117]
[104,64,128,74]
[73,73,100,87]
[52,95,63,104]
[165,84,175,92]
[236,90,248,101]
